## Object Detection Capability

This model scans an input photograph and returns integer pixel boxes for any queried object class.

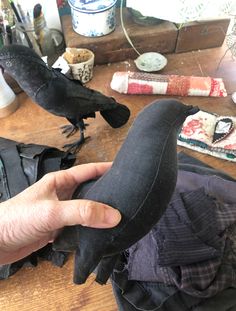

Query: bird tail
[100,103,130,128]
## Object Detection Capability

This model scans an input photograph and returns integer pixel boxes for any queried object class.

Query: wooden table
[0,45,236,311]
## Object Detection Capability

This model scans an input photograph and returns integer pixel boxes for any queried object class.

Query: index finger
[42,162,112,195]
[67,162,112,185]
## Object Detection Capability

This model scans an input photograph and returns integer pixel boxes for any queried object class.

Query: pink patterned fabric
[178,110,236,162]
[110,72,227,97]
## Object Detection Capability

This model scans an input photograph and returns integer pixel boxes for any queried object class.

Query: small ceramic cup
[65,48,95,83]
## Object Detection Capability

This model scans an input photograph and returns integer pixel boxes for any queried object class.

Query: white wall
[126,0,236,23]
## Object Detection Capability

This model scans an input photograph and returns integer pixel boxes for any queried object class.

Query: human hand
[0,162,121,265]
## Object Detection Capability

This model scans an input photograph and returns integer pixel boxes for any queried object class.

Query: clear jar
[15,21,42,56]
[33,14,56,57]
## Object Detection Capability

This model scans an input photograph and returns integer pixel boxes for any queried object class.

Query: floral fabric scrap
[178,110,236,162]
[110,71,227,97]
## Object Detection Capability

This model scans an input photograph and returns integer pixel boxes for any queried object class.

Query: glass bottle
[33,4,55,58]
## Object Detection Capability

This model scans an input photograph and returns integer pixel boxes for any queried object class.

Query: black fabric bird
[0,45,130,152]
[53,99,199,285]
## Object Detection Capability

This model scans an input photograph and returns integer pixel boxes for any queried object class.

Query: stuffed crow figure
[0,45,130,152]
[53,99,199,285]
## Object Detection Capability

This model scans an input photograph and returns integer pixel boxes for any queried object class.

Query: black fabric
[153,188,222,267]
[53,99,199,284]
[0,137,76,279]
[111,262,236,311]
[177,152,235,182]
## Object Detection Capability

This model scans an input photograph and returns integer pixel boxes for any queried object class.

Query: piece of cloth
[127,154,236,280]
[178,110,236,162]
[177,151,236,181]
[0,137,75,279]
[153,188,223,267]
[110,71,227,97]
[111,265,236,311]
[177,170,236,204]
[126,163,236,298]
[110,153,236,310]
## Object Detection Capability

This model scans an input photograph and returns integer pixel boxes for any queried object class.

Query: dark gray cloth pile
[0,137,75,279]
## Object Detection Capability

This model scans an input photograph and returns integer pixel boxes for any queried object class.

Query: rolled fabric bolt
[110,71,227,97]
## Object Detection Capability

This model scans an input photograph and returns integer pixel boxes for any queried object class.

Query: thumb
[49,199,122,230]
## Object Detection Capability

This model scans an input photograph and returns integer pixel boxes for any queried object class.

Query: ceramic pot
[68,0,118,37]
[64,48,95,83]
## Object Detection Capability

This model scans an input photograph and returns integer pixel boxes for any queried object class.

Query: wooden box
[61,8,178,65]
[175,18,230,53]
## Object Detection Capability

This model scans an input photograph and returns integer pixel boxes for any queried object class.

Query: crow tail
[100,103,130,128]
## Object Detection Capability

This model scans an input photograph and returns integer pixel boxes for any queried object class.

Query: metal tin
[68,0,118,37]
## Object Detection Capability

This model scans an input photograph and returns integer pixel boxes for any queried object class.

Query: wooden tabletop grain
[0,44,236,311]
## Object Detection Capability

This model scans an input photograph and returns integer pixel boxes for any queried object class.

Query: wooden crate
[175,18,230,53]
[61,8,178,64]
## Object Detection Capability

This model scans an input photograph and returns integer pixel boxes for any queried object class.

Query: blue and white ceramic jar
[68,0,118,37]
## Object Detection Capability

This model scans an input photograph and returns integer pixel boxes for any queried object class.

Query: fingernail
[104,207,121,225]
